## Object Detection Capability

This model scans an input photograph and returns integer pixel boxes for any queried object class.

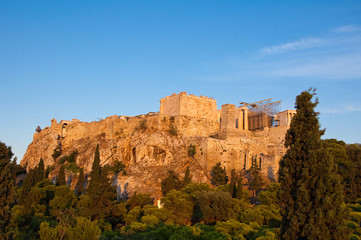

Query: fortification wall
[159,93,180,116]
[160,92,218,121]
[191,130,286,180]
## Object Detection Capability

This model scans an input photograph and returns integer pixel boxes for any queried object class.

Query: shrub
[139,120,147,130]
[65,162,80,173]
[52,148,62,160]
[210,162,228,187]
[58,150,78,164]
[161,170,183,195]
[188,145,196,157]
[49,164,55,172]
[169,124,178,136]
[108,160,126,174]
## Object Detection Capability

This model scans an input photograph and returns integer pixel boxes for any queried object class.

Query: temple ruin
[159,91,295,135]
[158,92,296,179]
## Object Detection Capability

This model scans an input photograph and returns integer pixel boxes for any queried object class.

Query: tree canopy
[210,162,228,187]
[278,89,349,240]
[0,141,15,238]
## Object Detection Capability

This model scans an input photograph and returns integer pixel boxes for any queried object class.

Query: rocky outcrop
[21,112,288,198]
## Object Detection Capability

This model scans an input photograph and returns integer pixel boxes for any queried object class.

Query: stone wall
[160,92,218,121]
[159,93,181,117]
[277,110,296,127]
[189,128,285,180]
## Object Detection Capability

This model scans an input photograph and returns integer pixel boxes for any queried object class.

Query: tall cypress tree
[88,144,101,195]
[19,168,35,204]
[76,168,84,196]
[19,159,45,204]
[229,169,237,198]
[57,165,66,186]
[0,141,15,238]
[91,145,101,182]
[248,161,264,197]
[44,166,50,179]
[182,166,192,187]
[36,158,45,182]
[236,173,248,201]
[89,168,116,220]
[278,89,349,240]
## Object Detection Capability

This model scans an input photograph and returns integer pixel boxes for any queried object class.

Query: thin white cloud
[259,26,361,80]
[346,106,361,112]
[265,53,361,79]
[194,25,361,82]
[321,109,341,114]
[321,105,361,114]
[332,25,361,33]
[261,38,323,54]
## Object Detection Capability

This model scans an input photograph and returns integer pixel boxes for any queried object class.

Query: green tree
[248,161,264,197]
[49,185,77,217]
[19,160,45,204]
[323,139,361,203]
[38,221,61,240]
[188,144,196,157]
[88,144,101,196]
[161,189,193,225]
[88,168,117,220]
[210,162,228,187]
[36,158,45,183]
[10,160,26,182]
[127,192,153,210]
[258,182,280,206]
[44,166,50,179]
[19,168,37,204]
[278,89,349,240]
[194,190,240,224]
[92,145,101,182]
[236,173,249,201]
[229,169,237,198]
[57,165,66,186]
[0,141,15,238]
[39,217,101,240]
[161,170,183,195]
[66,217,101,240]
[345,144,361,201]
[76,168,84,196]
[182,166,192,187]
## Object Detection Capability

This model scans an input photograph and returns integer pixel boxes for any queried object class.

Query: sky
[1,1,361,161]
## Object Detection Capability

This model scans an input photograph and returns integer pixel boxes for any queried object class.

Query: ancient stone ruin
[21,92,296,197]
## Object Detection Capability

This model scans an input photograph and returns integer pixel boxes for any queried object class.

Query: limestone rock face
[21,112,288,197]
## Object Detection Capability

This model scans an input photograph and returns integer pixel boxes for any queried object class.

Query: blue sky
[1,1,361,160]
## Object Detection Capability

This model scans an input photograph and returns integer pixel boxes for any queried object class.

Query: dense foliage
[1,91,361,239]
[278,89,349,239]
[210,162,228,187]
[1,139,361,239]
[0,141,15,239]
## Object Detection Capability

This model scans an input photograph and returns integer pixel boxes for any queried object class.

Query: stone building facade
[159,92,296,179]
[159,91,295,135]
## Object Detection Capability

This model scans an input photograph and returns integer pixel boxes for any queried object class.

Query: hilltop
[21,92,295,197]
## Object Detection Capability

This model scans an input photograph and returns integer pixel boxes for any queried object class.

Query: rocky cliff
[21,111,288,198]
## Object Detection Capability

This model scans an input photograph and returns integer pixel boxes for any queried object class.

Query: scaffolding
[240,98,281,116]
